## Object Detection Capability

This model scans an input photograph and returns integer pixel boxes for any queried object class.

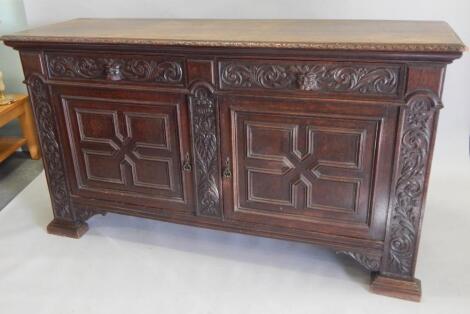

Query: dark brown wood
[188,83,222,217]
[2,18,464,302]
[219,95,397,239]
[45,52,185,86]
[58,86,190,205]
[47,218,89,239]
[2,19,465,52]
[370,273,422,302]
[218,60,404,97]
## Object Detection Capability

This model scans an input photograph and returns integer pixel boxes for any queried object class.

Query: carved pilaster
[26,74,73,220]
[188,84,222,217]
[383,90,442,278]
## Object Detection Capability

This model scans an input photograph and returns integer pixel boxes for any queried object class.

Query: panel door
[51,86,193,213]
[220,95,397,239]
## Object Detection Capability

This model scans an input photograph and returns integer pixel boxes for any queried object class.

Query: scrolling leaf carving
[189,85,221,217]
[386,91,442,276]
[220,62,400,95]
[47,54,183,83]
[338,251,381,271]
[27,75,72,219]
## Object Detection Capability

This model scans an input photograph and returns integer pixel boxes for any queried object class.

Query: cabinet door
[220,96,397,240]
[51,86,193,213]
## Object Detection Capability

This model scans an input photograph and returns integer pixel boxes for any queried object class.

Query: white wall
[17,0,470,175]
[0,0,27,93]
[0,0,27,137]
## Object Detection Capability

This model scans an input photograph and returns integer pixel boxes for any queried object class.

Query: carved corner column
[26,74,88,238]
[371,88,443,301]
[188,83,222,218]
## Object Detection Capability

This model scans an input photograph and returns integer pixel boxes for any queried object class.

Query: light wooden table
[0,94,40,162]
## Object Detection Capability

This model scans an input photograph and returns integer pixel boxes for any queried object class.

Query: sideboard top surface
[2,18,466,52]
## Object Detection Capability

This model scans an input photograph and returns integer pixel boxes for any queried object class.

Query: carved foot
[47,218,89,239]
[370,273,421,302]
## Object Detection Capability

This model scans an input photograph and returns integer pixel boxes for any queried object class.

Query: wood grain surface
[2,18,466,52]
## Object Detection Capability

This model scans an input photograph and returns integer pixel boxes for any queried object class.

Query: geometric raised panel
[245,121,363,213]
[77,108,119,141]
[125,112,170,149]
[313,131,363,167]
[76,108,174,190]
[62,96,186,206]
[310,177,359,212]
[232,109,379,226]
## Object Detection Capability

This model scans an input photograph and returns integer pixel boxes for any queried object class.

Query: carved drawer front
[219,59,404,97]
[220,96,397,239]
[45,52,185,86]
[55,88,193,212]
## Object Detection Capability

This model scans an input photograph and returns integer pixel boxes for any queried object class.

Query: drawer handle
[182,153,192,172]
[105,63,123,81]
[223,157,232,178]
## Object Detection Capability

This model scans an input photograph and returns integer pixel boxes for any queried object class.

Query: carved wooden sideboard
[2,19,465,301]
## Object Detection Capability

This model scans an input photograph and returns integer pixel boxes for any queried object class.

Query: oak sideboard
[2,19,465,301]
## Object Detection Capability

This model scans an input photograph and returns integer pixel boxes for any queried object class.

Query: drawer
[218,59,406,98]
[45,51,186,87]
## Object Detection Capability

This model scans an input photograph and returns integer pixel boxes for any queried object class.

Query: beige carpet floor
[0,171,469,314]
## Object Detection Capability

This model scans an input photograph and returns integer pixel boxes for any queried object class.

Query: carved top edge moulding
[2,19,466,52]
